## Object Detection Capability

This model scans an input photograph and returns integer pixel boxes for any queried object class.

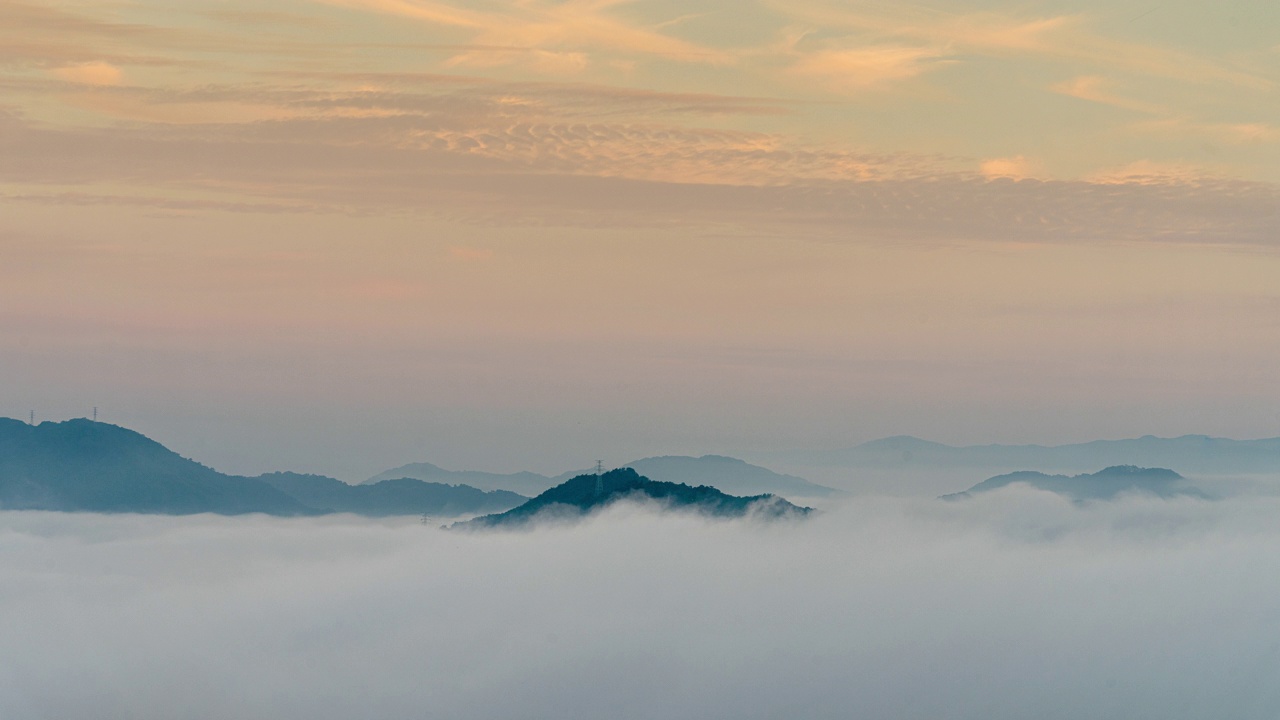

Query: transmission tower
[29,410,34,426]
[93,407,98,422]
[594,460,604,495]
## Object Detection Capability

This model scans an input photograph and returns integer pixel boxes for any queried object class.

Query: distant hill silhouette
[0,419,312,515]
[257,472,525,517]
[0,418,525,517]
[453,467,812,530]
[771,435,1280,475]
[372,455,836,498]
[364,462,552,495]
[940,465,1208,502]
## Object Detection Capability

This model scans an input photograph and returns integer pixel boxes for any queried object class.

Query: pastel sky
[2,0,1278,479]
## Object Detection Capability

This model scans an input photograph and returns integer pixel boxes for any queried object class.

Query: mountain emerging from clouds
[773,435,1280,475]
[940,466,1208,502]
[452,467,813,530]
[371,455,836,498]
[0,419,525,517]
[0,419,822,519]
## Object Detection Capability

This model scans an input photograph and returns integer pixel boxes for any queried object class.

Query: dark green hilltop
[0,417,308,515]
[940,465,1209,503]
[452,467,813,530]
[0,418,525,517]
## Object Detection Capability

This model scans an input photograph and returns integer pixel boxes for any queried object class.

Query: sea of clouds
[3,487,1280,719]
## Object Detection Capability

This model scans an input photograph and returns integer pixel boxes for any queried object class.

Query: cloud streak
[769,1,1272,90]
[3,106,1276,245]
[4,1,1275,245]
[322,0,737,69]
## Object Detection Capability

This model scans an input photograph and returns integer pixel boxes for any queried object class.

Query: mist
[4,488,1280,719]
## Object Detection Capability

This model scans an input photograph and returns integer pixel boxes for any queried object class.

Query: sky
[7,492,1280,719]
[2,0,1279,479]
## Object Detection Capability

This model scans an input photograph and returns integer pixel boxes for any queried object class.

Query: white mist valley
[5,489,1280,720]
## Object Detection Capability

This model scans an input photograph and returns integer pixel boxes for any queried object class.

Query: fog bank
[3,490,1280,719]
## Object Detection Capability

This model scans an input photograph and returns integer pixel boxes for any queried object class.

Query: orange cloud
[789,45,944,91]
[321,0,735,66]
[981,156,1039,181]
[1087,160,1217,186]
[446,48,589,75]
[1051,75,1164,114]
[768,1,1269,90]
[51,61,123,86]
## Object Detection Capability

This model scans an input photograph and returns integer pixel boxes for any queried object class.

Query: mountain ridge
[372,454,836,498]
[255,472,526,517]
[0,419,313,515]
[771,435,1280,474]
[0,419,524,517]
[365,462,552,495]
[940,465,1208,502]
[452,467,813,530]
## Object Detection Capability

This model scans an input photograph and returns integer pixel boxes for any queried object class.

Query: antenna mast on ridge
[93,407,98,422]
[594,460,604,495]
[29,410,34,426]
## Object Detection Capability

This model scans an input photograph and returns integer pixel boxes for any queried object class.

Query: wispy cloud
[4,105,1276,246]
[1125,116,1280,150]
[1050,75,1166,115]
[767,1,1271,90]
[49,61,123,86]
[787,44,948,92]
[980,156,1040,181]
[1087,160,1224,186]
[321,0,737,70]
[3,0,1277,245]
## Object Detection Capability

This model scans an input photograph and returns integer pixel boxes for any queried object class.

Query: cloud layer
[4,105,1275,244]
[3,0,1278,242]
[4,490,1280,719]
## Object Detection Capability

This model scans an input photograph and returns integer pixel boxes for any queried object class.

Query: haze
[3,0,1279,478]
